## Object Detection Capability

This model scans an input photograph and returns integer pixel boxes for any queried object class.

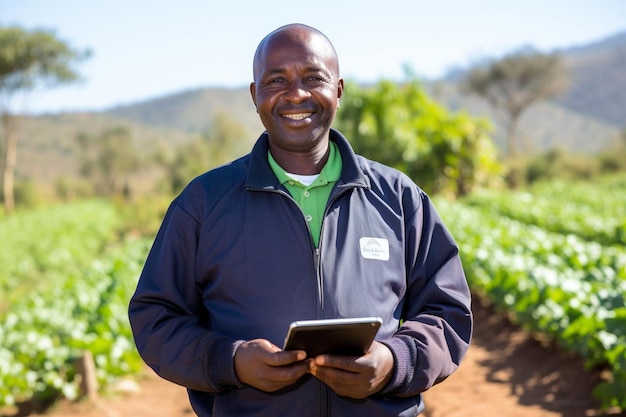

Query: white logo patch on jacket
[359,237,389,261]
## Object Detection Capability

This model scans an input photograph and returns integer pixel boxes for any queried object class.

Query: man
[129,23,472,416]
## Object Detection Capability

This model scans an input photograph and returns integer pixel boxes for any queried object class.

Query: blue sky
[2,0,626,113]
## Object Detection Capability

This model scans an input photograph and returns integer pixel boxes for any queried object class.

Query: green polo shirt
[268,142,342,247]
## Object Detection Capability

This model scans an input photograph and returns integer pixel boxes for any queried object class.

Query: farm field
[0,174,625,415]
[18,297,612,417]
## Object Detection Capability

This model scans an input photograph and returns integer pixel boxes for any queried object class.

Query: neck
[269,141,330,175]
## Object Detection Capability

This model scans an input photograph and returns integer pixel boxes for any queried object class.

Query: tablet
[283,317,382,358]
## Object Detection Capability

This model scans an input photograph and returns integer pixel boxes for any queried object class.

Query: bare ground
[6,297,625,417]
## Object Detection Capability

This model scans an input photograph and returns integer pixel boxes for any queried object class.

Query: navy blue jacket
[129,129,472,416]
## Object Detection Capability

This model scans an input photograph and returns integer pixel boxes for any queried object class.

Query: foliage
[435,174,626,411]
[114,193,172,238]
[525,149,599,183]
[462,50,567,157]
[12,178,46,208]
[463,174,626,246]
[2,172,626,411]
[598,128,626,173]
[335,78,502,197]
[501,143,626,188]
[0,237,148,408]
[0,201,147,408]
[0,200,120,312]
[75,126,143,198]
[158,112,248,195]
[0,25,89,213]
[0,26,88,98]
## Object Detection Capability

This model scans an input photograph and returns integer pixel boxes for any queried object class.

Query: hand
[234,339,310,392]
[308,341,394,399]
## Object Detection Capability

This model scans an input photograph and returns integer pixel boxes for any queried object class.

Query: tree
[0,26,88,213]
[335,77,502,197]
[160,112,248,195]
[462,50,567,157]
[75,127,142,198]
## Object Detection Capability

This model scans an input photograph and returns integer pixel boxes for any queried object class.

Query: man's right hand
[234,339,310,392]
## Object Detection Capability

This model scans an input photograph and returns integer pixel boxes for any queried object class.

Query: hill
[428,82,620,153]
[106,87,263,135]
[13,112,199,188]
[555,31,626,127]
[433,30,626,152]
[101,29,626,151]
[9,29,626,194]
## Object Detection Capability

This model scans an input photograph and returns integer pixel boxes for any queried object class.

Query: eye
[306,75,327,83]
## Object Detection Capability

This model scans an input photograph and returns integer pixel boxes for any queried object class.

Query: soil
[5,297,625,417]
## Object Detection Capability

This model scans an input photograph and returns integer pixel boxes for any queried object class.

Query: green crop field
[436,173,626,410]
[0,201,148,407]
[0,174,624,411]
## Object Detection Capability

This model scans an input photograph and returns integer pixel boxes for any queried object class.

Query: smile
[283,113,312,120]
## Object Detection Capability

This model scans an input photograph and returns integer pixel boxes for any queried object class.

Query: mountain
[554,31,626,127]
[11,29,626,193]
[99,29,626,151]
[427,82,620,154]
[432,30,626,152]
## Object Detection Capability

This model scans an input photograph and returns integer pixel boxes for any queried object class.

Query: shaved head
[252,24,340,82]
[248,23,344,174]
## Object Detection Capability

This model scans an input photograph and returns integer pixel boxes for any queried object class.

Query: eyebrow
[263,65,332,77]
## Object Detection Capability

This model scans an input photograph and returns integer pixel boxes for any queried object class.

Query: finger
[314,354,361,372]
[265,360,310,382]
[267,349,307,366]
[310,363,361,386]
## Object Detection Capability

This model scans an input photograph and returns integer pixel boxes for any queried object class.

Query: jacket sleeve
[128,197,245,392]
[380,191,472,396]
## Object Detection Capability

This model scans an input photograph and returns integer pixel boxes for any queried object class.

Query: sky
[2,0,626,114]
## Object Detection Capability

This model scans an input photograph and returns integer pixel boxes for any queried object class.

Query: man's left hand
[308,341,394,399]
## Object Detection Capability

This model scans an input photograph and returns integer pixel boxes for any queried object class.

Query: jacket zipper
[252,184,359,417]
[251,187,323,309]
[316,184,356,316]
[313,247,323,309]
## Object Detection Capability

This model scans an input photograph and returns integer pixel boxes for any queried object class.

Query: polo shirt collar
[245,129,370,190]
[268,141,342,188]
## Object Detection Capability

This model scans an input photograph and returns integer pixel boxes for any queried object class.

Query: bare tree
[462,50,567,157]
[0,26,88,213]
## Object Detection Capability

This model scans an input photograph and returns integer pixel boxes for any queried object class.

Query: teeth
[284,113,312,120]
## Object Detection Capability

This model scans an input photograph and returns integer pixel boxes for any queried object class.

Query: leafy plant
[0,200,147,408]
[435,187,626,411]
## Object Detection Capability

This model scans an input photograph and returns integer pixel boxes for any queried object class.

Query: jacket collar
[245,128,370,191]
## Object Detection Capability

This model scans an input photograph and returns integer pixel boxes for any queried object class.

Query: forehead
[254,29,338,75]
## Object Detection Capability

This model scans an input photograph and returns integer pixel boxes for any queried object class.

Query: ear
[336,78,344,108]
[249,82,258,110]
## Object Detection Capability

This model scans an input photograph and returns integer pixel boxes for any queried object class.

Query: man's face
[250,29,343,154]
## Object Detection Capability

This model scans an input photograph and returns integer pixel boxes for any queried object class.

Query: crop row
[0,236,149,407]
[463,174,626,246]
[2,190,624,409]
[0,200,121,312]
[435,198,626,410]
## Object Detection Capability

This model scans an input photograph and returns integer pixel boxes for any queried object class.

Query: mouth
[282,112,313,120]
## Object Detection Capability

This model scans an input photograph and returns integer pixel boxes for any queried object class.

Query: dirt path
[10,297,624,417]
[422,296,618,417]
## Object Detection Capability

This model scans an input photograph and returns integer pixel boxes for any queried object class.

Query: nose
[283,80,311,103]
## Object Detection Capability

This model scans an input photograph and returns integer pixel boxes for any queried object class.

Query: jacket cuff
[203,334,246,392]
[378,337,415,395]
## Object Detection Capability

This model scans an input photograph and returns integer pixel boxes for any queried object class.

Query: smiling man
[250,24,342,172]
[129,23,473,417]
